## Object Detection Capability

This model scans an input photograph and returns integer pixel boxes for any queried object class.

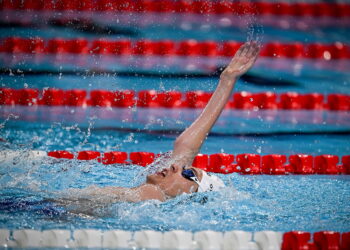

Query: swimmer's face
[146,164,203,198]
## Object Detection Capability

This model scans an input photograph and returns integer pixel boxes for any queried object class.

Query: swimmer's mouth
[156,169,167,177]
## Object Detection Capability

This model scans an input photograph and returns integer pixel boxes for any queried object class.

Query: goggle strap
[190,176,200,185]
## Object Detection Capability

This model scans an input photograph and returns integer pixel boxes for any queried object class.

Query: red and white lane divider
[45,150,350,175]
[1,37,349,60]
[1,0,350,18]
[2,150,349,175]
[0,229,349,249]
[1,88,350,111]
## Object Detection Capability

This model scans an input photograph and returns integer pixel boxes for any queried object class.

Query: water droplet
[323,51,331,60]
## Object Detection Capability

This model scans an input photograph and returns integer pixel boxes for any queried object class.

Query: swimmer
[80,41,260,202]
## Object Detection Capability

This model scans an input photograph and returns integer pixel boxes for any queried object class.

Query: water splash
[131,151,174,187]
[0,114,19,130]
[80,116,97,146]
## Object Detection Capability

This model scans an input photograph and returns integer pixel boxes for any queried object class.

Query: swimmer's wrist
[219,75,238,86]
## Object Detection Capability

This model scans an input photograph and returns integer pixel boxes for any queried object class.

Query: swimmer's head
[146,164,225,197]
[193,170,225,192]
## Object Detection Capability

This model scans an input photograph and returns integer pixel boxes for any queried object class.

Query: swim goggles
[181,166,226,193]
[181,166,200,185]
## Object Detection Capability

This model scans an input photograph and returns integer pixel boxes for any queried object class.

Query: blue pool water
[0,9,350,233]
[0,153,349,232]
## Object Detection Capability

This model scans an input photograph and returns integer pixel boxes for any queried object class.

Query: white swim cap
[197,171,225,192]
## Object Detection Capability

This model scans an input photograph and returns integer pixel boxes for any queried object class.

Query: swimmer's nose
[170,164,180,173]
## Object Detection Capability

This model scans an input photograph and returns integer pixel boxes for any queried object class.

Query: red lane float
[101,151,128,164]
[17,89,39,106]
[192,154,209,170]
[46,151,350,175]
[288,154,314,174]
[314,231,341,250]
[186,91,212,109]
[220,41,242,57]
[229,91,278,109]
[157,91,182,108]
[77,150,101,160]
[90,40,132,55]
[262,154,287,175]
[64,89,87,106]
[1,1,350,17]
[46,38,89,54]
[328,94,350,111]
[40,88,65,106]
[342,156,350,175]
[0,88,18,105]
[193,153,239,174]
[137,90,159,107]
[341,232,350,250]
[314,155,340,175]
[282,231,350,250]
[236,154,261,174]
[282,231,311,250]
[1,37,349,60]
[1,88,350,111]
[130,152,155,166]
[114,90,136,107]
[0,37,44,54]
[208,153,235,174]
[48,150,74,159]
[90,90,113,107]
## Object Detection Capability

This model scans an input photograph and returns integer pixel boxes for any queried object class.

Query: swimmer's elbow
[174,137,196,153]
[174,137,184,149]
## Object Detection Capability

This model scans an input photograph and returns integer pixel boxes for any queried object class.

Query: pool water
[0,7,350,233]
[1,152,349,232]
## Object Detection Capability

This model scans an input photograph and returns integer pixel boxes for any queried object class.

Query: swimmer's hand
[220,41,260,82]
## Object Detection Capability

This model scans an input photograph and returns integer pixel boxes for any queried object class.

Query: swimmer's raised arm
[172,42,260,166]
[64,42,259,204]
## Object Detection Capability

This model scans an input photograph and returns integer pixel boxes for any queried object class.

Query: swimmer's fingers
[230,45,248,66]
[245,42,260,64]
[235,42,249,58]
[220,41,259,80]
[231,43,255,69]
[231,41,256,66]
[241,41,255,58]
[246,41,259,58]
[224,42,248,67]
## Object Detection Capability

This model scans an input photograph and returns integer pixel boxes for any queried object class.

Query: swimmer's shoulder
[134,184,166,202]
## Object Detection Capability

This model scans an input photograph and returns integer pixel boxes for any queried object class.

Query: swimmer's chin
[145,173,163,185]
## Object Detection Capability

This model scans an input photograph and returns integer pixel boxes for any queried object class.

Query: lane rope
[1,0,350,18]
[1,37,349,60]
[1,88,349,111]
[0,229,348,249]
[48,151,350,175]
[1,150,345,175]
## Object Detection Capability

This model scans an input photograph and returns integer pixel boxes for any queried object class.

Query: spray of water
[243,4,264,46]
[131,151,174,187]
[0,114,19,130]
